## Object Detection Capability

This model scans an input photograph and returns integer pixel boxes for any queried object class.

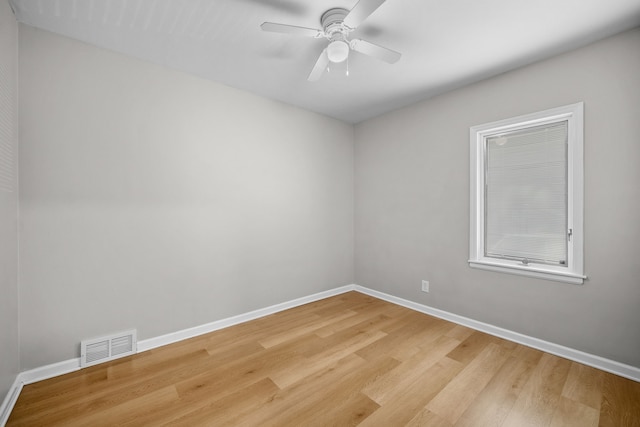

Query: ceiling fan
[260,0,401,81]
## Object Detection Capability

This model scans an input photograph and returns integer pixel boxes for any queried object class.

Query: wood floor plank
[501,352,572,427]
[154,377,280,426]
[361,335,461,405]
[444,324,475,341]
[307,392,380,427]
[289,358,400,427]
[173,342,300,400]
[354,312,453,363]
[7,291,640,426]
[454,348,541,427]
[261,356,398,427]
[258,308,357,348]
[204,339,266,365]
[312,303,406,339]
[562,362,604,410]
[269,328,388,388]
[223,353,371,426]
[389,318,458,362]
[598,373,640,427]
[296,313,394,359]
[358,357,464,426]
[405,409,453,427]
[549,396,600,427]
[445,330,515,366]
[510,343,546,365]
[426,342,513,424]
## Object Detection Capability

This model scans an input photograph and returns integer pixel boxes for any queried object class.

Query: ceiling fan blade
[343,0,387,29]
[350,39,401,63]
[260,22,323,38]
[308,49,330,82]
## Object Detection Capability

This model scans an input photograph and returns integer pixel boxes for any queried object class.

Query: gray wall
[12,20,640,375]
[355,27,640,367]
[18,25,354,369]
[0,0,20,401]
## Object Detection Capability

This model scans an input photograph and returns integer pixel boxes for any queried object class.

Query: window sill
[468,260,585,285]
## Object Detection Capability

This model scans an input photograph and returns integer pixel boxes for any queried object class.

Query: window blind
[484,121,568,266]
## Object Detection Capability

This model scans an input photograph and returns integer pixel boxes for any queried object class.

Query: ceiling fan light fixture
[327,40,349,63]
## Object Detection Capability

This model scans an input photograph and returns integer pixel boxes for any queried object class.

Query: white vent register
[80,329,137,367]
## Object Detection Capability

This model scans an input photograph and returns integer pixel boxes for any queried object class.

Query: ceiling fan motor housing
[321,8,351,38]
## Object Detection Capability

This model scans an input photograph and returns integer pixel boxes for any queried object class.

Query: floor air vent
[80,329,137,367]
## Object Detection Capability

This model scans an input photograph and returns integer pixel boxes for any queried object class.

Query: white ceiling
[9,0,640,123]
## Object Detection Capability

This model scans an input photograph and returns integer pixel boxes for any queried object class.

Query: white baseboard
[0,376,22,427]
[3,282,638,425]
[17,358,81,386]
[353,285,640,383]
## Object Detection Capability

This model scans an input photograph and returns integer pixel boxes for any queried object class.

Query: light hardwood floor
[8,291,640,426]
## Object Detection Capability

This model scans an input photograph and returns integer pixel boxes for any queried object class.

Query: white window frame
[469,102,585,284]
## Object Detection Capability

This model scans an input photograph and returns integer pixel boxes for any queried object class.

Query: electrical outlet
[421,280,429,293]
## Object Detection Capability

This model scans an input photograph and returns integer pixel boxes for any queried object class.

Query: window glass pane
[484,121,568,266]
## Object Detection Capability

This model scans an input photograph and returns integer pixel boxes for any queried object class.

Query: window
[469,103,585,284]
